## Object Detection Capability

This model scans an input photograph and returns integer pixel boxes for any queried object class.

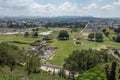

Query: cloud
[0,0,83,16]
[101,5,113,10]
[84,3,98,10]
[28,1,81,16]
[58,2,77,11]
[57,2,81,16]
[29,3,57,16]
[0,0,120,17]
[113,1,120,6]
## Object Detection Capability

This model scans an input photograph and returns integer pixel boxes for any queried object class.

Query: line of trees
[43,22,86,28]
[24,28,39,38]
[63,49,117,80]
[102,28,120,43]
[8,22,38,29]
[88,32,103,42]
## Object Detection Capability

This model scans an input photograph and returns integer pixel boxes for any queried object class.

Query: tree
[24,32,29,37]
[118,69,120,80]
[43,36,52,41]
[110,62,117,80]
[58,30,69,40]
[0,42,24,71]
[32,28,35,32]
[77,68,106,80]
[64,49,116,80]
[105,32,110,37]
[102,28,107,33]
[114,34,120,42]
[105,62,117,80]
[36,28,39,31]
[88,33,94,40]
[32,31,39,37]
[95,33,103,42]
[114,28,120,33]
[26,56,41,75]
[102,28,109,37]
[105,64,110,80]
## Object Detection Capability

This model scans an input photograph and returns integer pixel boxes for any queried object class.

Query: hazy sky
[0,0,120,17]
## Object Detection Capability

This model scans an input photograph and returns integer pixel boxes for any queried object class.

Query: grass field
[47,34,120,66]
[0,35,40,42]
[0,27,120,66]
[0,34,41,49]
[0,27,52,49]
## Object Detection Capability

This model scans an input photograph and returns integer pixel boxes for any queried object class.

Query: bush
[43,36,52,41]
[88,33,94,40]
[95,33,103,42]
[32,31,39,37]
[77,68,106,80]
[24,32,29,37]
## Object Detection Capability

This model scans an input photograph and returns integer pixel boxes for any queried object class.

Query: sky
[0,0,120,17]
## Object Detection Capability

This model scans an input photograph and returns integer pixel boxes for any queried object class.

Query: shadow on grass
[88,39,104,43]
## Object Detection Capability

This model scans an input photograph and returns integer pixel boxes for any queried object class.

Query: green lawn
[47,35,120,66]
[0,35,41,42]
[0,34,41,49]
[0,28,120,66]
[0,27,53,42]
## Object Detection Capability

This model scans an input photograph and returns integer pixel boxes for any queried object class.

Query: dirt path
[108,50,120,60]
[76,23,90,39]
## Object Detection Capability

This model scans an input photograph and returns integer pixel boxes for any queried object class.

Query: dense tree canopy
[114,27,120,33]
[88,33,104,42]
[64,49,116,73]
[26,55,41,75]
[8,22,38,29]
[104,32,110,37]
[58,30,69,40]
[43,22,86,28]
[24,32,29,37]
[0,42,23,71]
[114,34,120,42]
[32,31,39,37]
[95,33,103,42]
[102,28,107,33]
[77,68,106,80]
[88,33,94,40]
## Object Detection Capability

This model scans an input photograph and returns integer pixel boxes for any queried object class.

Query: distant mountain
[0,16,94,19]
[0,16,120,20]
[54,16,94,18]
